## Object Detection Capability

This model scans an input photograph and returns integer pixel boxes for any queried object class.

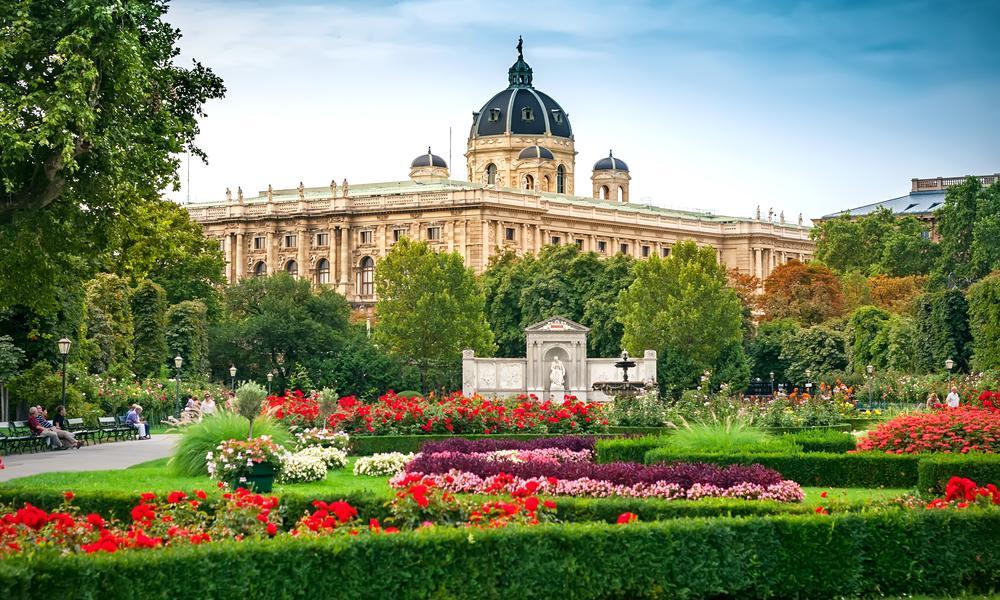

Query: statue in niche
[549,356,566,390]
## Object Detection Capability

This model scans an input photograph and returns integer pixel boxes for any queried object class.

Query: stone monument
[462,316,656,401]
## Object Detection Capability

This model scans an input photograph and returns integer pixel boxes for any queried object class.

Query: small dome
[410,147,447,169]
[518,145,554,160]
[593,150,628,172]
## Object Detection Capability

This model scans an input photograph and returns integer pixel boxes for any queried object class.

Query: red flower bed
[265,390,608,435]
[925,476,1000,509]
[856,405,1000,454]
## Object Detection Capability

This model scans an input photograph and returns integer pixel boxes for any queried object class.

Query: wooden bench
[97,416,130,442]
[66,418,98,445]
[8,421,50,452]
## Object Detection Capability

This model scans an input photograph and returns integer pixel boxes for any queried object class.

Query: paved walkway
[0,435,178,482]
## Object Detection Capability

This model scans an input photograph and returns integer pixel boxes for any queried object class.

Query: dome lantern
[409,147,449,182]
[592,150,631,203]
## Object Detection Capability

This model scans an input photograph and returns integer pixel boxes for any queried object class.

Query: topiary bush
[169,412,291,477]
[916,453,1000,495]
[783,429,856,453]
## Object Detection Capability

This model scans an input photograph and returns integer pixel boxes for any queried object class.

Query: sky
[165,0,1000,220]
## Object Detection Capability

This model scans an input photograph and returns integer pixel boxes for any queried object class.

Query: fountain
[591,351,655,398]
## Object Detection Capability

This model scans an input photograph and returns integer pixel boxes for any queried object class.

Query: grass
[667,419,800,454]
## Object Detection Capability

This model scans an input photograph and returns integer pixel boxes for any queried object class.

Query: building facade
[185,43,815,309]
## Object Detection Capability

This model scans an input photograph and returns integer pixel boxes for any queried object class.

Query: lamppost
[804,369,812,395]
[866,364,875,410]
[229,365,237,391]
[769,371,775,395]
[945,358,954,395]
[174,355,183,415]
[267,372,274,396]
[57,338,72,409]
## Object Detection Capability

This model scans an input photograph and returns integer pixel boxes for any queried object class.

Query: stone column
[339,226,351,295]
[753,247,761,280]
[378,224,387,256]
[235,232,245,281]
[496,221,504,252]
[481,220,490,265]
[297,226,307,280]
[266,230,276,275]
[223,234,232,283]
[327,226,337,287]
[521,222,529,254]
[447,221,455,252]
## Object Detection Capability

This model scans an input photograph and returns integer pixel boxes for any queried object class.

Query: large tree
[812,208,936,277]
[619,241,745,395]
[375,239,495,371]
[84,273,134,373]
[967,272,1000,372]
[0,0,225,312]
[132,279,168,377]
[933,177,1000,285]
[760,260,845,326]
[914,289,971,373]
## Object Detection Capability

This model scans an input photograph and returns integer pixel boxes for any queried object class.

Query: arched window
[485,163,497,185]
[556,165,565,193]
[253,261,267,277]
[599,185,610,200]
[542,176,550,192]
[317,258,330,284]
[617,186,625,202]
[286,260,298,277]
[358,256,375,297]
[523,174,534,190]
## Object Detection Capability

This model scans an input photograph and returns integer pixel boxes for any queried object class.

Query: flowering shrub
[424,447,593,465]
[266,390,608,435]
[205,437,284,481]
[420,436,595,455]
[292,427,350,451]
[295,445,348,470]
[353,452,415,477]
[276,452,328,484]
[924,476,1000,510]
[856,405,1000,454]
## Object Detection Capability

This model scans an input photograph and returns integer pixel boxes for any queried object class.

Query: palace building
[184,41,815,309]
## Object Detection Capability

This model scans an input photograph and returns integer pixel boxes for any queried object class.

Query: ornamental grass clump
[666,420,800,454]
[169,412,291,477]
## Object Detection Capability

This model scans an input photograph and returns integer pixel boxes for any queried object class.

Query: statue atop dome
[517,35,523,60]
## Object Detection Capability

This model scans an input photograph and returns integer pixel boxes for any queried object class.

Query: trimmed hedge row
[1,511,997,598]
[917,453,1000,494]
[594,435,669,463]
[782,429,857,453]
[350,433,621,455]
[645,449,921,488]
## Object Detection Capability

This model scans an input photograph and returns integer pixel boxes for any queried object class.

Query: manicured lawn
[0,457,392,497]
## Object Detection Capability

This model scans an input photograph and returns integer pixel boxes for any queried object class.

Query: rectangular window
[620,243,629,255]
[575,239,584,250]
[488,108,501,122]
[551,236,561,245]
[427,227,441,241]
[253,236,265,250]
[642,245,650,258]
[505,227,516,241]
[315,233,329,247]
[393,229,405,242]
[284,234,297,248]
[597,240,607,254]
[360,230,373,245]
[662,247,670,257]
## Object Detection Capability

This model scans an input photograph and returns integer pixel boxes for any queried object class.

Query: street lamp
[174,355,183,415]
[804,369,812,395]
[57,338,72,409]
[229,365,237,391]
[866,364,875,410]
[267,372,274,396]
[769,371,775,395]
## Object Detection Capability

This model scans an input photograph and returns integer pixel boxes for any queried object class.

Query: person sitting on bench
[125,404,149,440]
[28,406,80,450]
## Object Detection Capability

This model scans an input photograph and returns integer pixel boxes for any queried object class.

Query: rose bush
[924,476,1000,510]
[856,405,1000,454]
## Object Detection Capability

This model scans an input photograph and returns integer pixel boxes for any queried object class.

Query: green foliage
[934,178,1000,284]
[603,391,673,427]
[234,382,268,422]
[212,273,350,391]
[594,436,669,463]
[914,289,971,373]
[846,306,891,372]
[7,360,84,417]
[779,326,848,383]
[0,512,997,599]
[967,272,1000,371]
[131,280,168,377]
[375,238,495,365]
[746,318,799,383]
[619,241,745,396]
[812,207,937,276]
[871,315,921,373]
[169,412,290,477]
[0,0,225,313]
[667,422,800,454]
[0,335,25,382]
[646,448,920,488]
[165,300,209,376]
[782,429,856,453]
[760,261,845,326]
[916,453,1000,495]
[84,274,134,373]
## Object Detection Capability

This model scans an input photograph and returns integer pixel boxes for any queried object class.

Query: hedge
[350,433,619,455]
[917,453,1000,495]
[595,435,670,463]
[782,429,857,453]
[1,511,997,599]
[645,449,921,488]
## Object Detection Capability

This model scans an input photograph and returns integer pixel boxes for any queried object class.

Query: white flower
[353,452,414,477]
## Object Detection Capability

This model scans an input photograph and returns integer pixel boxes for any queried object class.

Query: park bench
[66,417,98,445]
[0,421,38,454]
[117,415,140,441]
[97,416,131,443]
[9,421,51,452]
